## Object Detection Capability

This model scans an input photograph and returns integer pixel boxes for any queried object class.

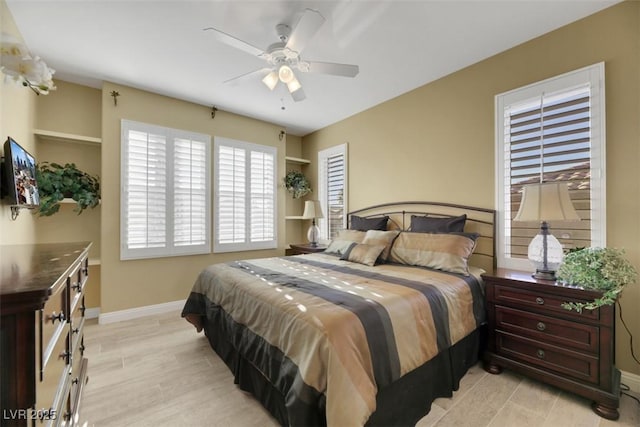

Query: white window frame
[213,137,277,253]
[120,120,211,260]
[318,143,348,240]
[495,63,606,270]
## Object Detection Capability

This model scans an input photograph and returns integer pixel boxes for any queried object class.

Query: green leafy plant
[556,247,637,312]
[36,162,100,216]
[284,170,311,199]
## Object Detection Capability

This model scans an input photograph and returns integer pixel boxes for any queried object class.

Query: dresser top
[0,241,91,304]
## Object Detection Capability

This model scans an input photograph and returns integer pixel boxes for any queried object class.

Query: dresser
[482,268,620,420]
[1,242,91,426]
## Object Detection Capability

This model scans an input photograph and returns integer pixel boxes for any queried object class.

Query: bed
[182,201,496,426]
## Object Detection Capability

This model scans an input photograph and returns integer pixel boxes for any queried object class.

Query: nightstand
[482,268,620,420]
[286,243,328,255]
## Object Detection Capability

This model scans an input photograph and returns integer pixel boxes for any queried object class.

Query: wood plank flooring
[80,311,640,426]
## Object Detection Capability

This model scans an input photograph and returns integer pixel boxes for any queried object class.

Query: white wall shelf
[34,129,102,145]
[88,258,101,266]
[285,156,310,165]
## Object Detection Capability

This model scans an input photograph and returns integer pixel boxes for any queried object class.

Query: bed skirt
[196,300,485,427]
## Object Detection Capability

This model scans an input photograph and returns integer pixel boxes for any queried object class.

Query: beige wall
[100,81,287,313]
[0,0,38,244]
[302,1,640,374]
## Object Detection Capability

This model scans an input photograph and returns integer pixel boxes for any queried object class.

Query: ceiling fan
[204,8,359,102]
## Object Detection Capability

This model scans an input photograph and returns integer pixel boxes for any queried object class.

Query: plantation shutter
[174,138,208,246]
[123,128,167,251]
[496,63,604,270]
[121,120,211,260]
[505,85,595,259]
[214,138,277,252]
[318,144,347,240]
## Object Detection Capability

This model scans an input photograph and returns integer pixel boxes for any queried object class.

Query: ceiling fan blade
[203,27,264,57]
[223,68,271,85]
[286,9,325,54]
[306,61,359,78]
[290,87,306,102]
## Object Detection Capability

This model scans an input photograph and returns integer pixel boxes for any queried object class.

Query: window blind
[121,120,211,260]
[496,63,605,270]
[318,144,347,239]
[506,87,591,258]
[214,138,277,252]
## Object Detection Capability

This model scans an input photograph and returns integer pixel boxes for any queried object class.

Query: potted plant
[36,162,100,216]
[284,170,311,199]
[556,247,637,312]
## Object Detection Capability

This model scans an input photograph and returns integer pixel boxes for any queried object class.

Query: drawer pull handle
[536,322,546,331]
[535,297,545,305]
[59,350,71,363]
[72,378,79,385]
[536,349,545,359]
[47,312,65,324]
[73,327,80,334]
[80,344,86,354]
[72,282,81,292]
[82,267,89,275]
[80,306,86,316]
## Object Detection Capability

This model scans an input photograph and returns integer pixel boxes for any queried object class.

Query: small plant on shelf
[556,247,637,312]
[284,170,311,199]
[36,162,100,216]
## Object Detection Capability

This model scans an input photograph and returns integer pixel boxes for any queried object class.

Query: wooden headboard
[348,201,497,272]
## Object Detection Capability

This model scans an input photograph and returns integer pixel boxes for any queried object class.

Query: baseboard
[621,369,640,393]
[98,299,185,325]
[84,307,100,320]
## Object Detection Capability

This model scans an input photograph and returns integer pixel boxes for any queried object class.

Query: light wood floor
[81,311,640,426]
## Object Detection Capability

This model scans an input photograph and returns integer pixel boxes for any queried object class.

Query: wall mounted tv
[2,136,40,207]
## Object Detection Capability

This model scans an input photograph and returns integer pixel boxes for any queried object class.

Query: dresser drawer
[496,331,599,384]
[35,331,70,416]
[39,284,68,373]
[495,305,599,353]
[493,284,599,321]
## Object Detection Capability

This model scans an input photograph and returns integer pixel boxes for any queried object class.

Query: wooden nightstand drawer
[496,305,599,353]
[496,331,599,384]
[493,284,599,321]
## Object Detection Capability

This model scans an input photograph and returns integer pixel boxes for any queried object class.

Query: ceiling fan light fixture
[262,71,278,90]
[278,64,294,83]
[287,75,302,93]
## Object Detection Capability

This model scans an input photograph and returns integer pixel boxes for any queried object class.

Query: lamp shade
[262,71,278,91]
[302,200,324,219]
[514,182,580,222]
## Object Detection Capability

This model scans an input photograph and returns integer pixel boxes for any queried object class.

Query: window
[121,120,211,260]
[318,144,348,240]
[214,137,277,252]
[495,63,605,270]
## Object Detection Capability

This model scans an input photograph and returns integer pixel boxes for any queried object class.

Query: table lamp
[514,182,580,280]
[302,200,324,247]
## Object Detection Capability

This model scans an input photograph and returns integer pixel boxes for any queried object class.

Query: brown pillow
[410,214,466,233]
[389,231,477,275]
[362,229,400,262]
[350,215,389,231]
[325,239,356,256]
[337,229,366,243]
[340,243,386,267]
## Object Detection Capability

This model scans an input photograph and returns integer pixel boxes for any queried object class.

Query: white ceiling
[6,0,619,136]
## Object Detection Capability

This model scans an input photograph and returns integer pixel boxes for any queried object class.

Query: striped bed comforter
[182,253,485,426]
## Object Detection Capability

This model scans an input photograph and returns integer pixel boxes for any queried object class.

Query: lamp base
[307,223,320,247]
[532,270,557,281]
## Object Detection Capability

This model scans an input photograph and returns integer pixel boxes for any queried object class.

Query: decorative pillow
[350,215,389,231]
[336,229,366,243]
[410,214,467,233]
[340,243,386,267]
[324,239,356,256]
[389,231,477,275]
[362,229,400,262]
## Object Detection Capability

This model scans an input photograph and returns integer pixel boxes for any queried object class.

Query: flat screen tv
[3,136,40,207]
